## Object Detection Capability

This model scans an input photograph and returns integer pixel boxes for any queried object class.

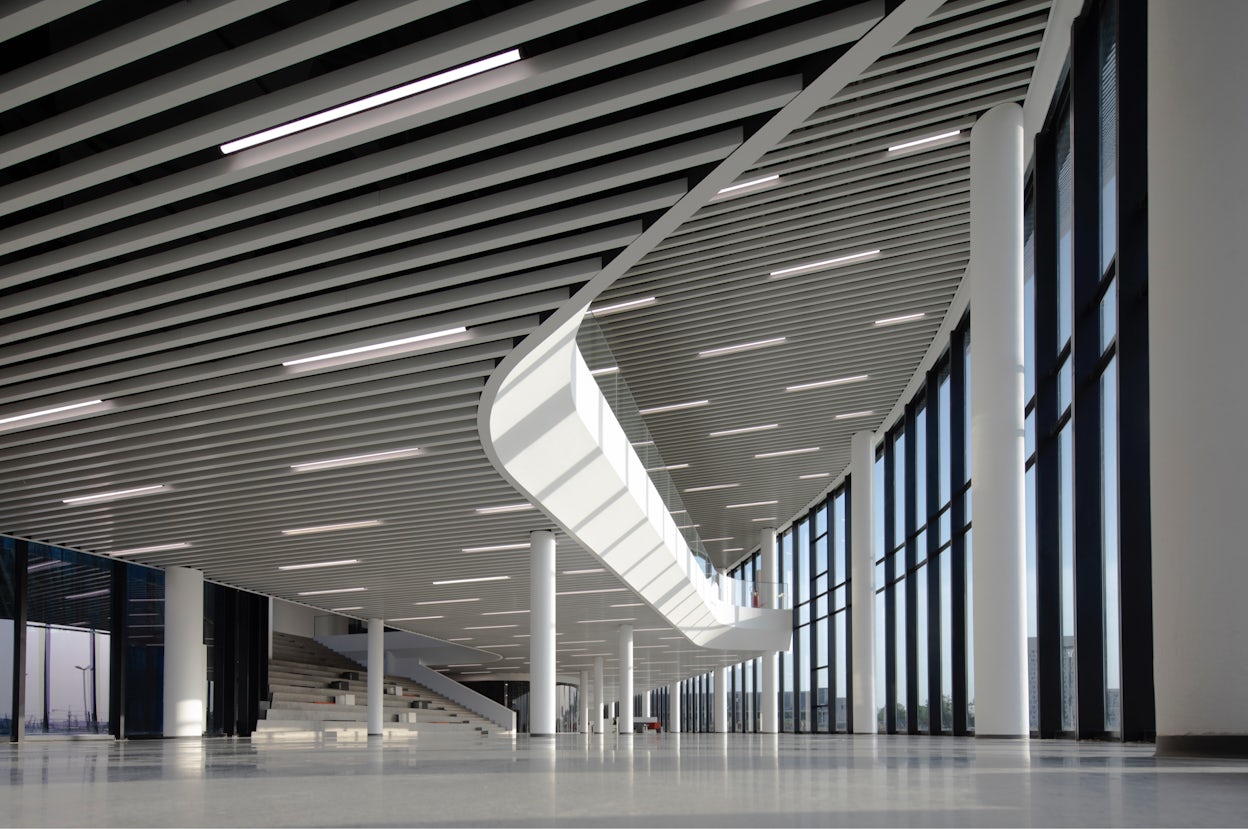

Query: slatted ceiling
[595,0,1048,564]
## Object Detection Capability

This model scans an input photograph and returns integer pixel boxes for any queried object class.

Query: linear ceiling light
[463,624,518,630]
[683,483,738,493]
[696,337,786,358]
[474,503,534,515]
[725,501,778,509]
[290,447,422,472]
[586,297,657,317]
[563,568,604,575]
[222,50,521,154]
[887,129,961,153]
[561,640,606,645]
[722,547,744,553]
[700,537,733,542]
[277,558,361,571]
[63,484,168,505]
[462,543,530,553]
[589,366,620,376]
[331,606,364,612]
[634,628,670,632]
[432,575,510,586]
[611,603,644,608]
[873,312,926,327]
[481,609,530,616]
[632,440,655,448]
[754,447,819,458]
[638,399,708,415]
[0,399,107,429]
[280,520,382,536]
[647,463,688,472]
[297,587,367,596]
[715,174,780,196]
[105,542,190,556]
[709,424,778,437]
[388,615,443,622]
[785,374,868,392]
[415,597,480,606]
[835,410,875,421]
[556,588,627,596]
[675,524,700,530]
[770,249,881,278]
[578,618,637,624]
[282,327,468,368]
[751,517,778,523]
[800,472,831,479]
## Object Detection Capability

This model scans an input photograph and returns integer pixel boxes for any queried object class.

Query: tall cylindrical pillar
[1148,0,1248,757]
[669,682,682,733]
[969,101,1029,737]
[579,670,590,733]
[163,566,205,737]
[759,526,779,733]
[618,624,634,734]
[593,656,605,735]
[529,530,557,736]
[849,431,877,733]
[641,691,651,718]
[368,617,384,736]
[713,666,728,732]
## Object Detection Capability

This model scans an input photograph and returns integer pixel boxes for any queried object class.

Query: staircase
[256,632,511,741]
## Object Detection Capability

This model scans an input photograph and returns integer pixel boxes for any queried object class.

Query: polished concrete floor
[1,733,1246,827]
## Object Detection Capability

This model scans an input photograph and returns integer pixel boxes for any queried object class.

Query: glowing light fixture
[697,337,786,358]
[63,484,168,505]
[278,558,360,571]
[587,297,657,317]
[835,410,875,421]
[754,447,819,458]
[887,129,961,153]
[638,399,708,415]
[770,249,881,278]
[282,327,467,368]
[873,312,926,327]
[290,447,421,472]
[683,483,738,493]
[474,503,534,515]
[432,575,510,585]
[0,399,107,429]
[297,587,367,596]
[281,520,381,536]
[462,543,530,553]
[590,366,619,376]
[785,374,868,392]
[105,542,190,556]
[389,615,443,622]
[563,569,604,575]
[715,174,780,196]
[709,424,777,437]
[725,501,778,509]
[415,597,480,606]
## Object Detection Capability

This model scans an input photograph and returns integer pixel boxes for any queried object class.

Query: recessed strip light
[873,312,926,327]
[462,543,530,553]
[474,503,534,515]
[587,297,657,317]
[463,624,518,630]
[769,249,881,278]
[281,520,382,536]
[683,483,738,493]
[64,588,110,601]
[632,440,655,448]
[751,517,778,523]
[277,558,361,571]
[887,129,961,153]
[578,618,637,624]
[415,597,480,606]
[611,603,645,608]
[282,327,468,367]
[709,424,778,437]
[675,524,700,530]
[331,606,364,612]
[562,568,604,575]
[432,575,510,585]
[447,663,480,667]
[63,484,168,505]
[389,616,444,622]
[290,447,421,472]
[638,399,709,416]
[561,640,606,645]
[589,366,620,376]
[835,410,875,421]
[556,588,627,596]
[476,644,521,649]
[0,399,107,429]
[634,628,670,632]
[722,547,744,553]
[800,472,831,479]
[647,463,689,472]
[754,447,819,459]
[725,501,778,509]
[696,337,786,358]
[701,537,733,542]
[715,174,780,196]
[297,587,367,596]
[481,609,530,616]
[222,50,522,154]
[105,542,190,556]
[785,374,868,392]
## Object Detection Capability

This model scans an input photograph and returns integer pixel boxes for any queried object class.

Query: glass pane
[895,578,907,730]
[782,531,794,610]
[833,492,847,585]
[815,502,828,538]
[916,529,927,566]
[1025,195,1037,398]
[940,554,953,731]
[815,535,828,577]
[1057,106,1074,349]
[1102,359,1122,732]
[797,521,810,602]
[1025,408,1036,459]
[874,453,886,558]
[0,538,14,738]
[782,645,794,732]
[1060,428,1078,732]
[1058,359,1073,415]
[875,590,887,731]
[815,616,829,668]
[798,625,812,732]
[915,563,929,731]
[893,432,907,544]
[834,612,848,731]
[1099,0,1119,274]
[938,374,952,504]
[815,667,829,732]
[1100,278,1118,354]
[966,530,975,731]
[915,407,928,530]
[1027,464,1040,732]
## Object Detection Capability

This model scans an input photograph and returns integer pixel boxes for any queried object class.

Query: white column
[641,691,651,718]
[163,566,205,737]
[759,526,779,734]
[368,617,384,736]
[1148,0,1248,756]
[668,682,682,733]
[579,670,590,733]
[593,656,605,734]
[529,530,557,736]
[618,624,634,734]
[969,101,1029,737]
[850,430,877,734]
[713,666,728,733]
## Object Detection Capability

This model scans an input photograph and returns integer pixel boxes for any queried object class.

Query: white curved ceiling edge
[487,312,791,652]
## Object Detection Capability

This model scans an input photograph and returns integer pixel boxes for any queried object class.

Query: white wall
[271,599,318,639]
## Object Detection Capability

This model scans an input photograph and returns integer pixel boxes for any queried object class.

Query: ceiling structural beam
[0,0,100,45]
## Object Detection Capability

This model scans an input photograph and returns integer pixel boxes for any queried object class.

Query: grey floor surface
[1,732,1245,827]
